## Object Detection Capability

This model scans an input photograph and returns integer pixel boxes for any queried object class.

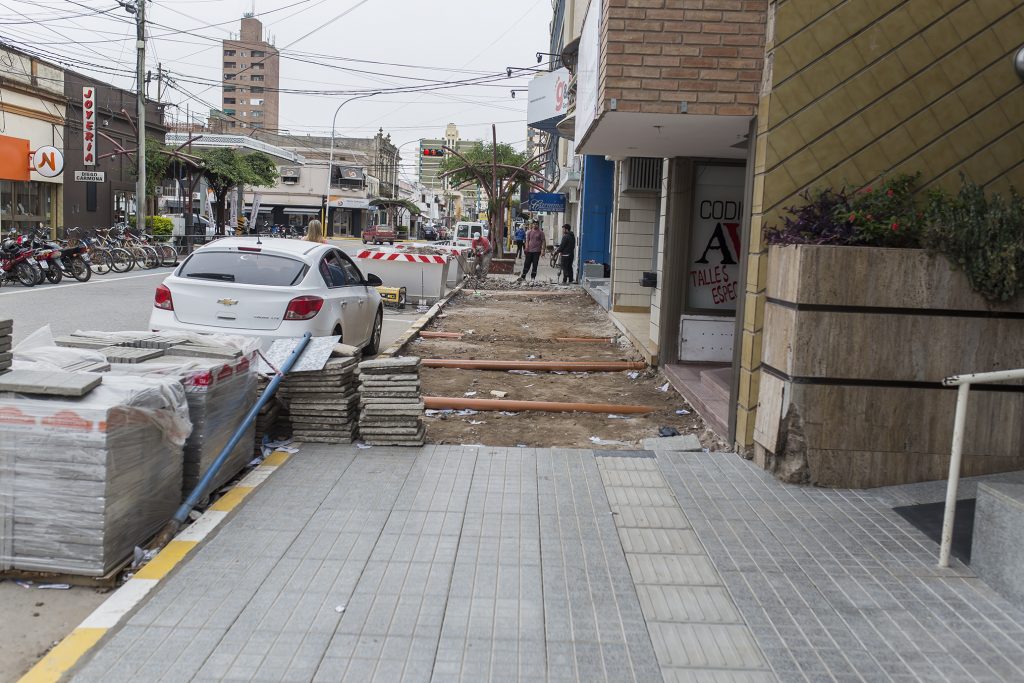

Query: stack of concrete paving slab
[0,319,11,375]
[358,357,424,446]
[281,357,360,444]
[107,354,258,498]
[0,375,189,576]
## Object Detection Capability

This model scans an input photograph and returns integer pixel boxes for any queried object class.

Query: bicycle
[138,231,177,267]
[95,227,135,272]
[112,225,158,270]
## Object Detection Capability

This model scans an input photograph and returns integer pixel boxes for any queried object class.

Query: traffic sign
[74,170,105,182]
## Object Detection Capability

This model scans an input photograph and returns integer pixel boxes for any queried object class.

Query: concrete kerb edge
[18,450,294,683]
[380,279,468,357]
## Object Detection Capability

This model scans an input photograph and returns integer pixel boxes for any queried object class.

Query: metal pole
[171,332,313,525]
[136,0,146,234]
[322,92,381,230]
[938,382,971,567]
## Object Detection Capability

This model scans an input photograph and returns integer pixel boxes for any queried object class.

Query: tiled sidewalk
[69,446,1024,682]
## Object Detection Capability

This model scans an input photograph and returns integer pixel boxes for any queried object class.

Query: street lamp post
[321,92,380,231]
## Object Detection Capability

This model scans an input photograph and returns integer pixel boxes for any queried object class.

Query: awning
[283,208,320,215]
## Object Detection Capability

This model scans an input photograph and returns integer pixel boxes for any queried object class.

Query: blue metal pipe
[171,332,313,524]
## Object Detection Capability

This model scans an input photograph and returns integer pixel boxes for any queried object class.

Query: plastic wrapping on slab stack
[107,354,258,497]
[17,326,261,499]
[0,375,191,576]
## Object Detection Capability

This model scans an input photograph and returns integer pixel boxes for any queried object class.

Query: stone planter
[754,244,1024,488]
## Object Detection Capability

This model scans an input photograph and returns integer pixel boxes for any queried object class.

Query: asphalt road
[1,258,419,350]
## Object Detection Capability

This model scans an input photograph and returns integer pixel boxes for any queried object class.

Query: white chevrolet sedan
[149,238,384,353]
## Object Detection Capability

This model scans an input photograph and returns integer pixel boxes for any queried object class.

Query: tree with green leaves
[198,148,278,235]
[438,126,547,254]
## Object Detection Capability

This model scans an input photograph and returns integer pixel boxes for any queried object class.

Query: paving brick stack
[358,357,424,446]
[281,357,359,444]
[0,319,11,375]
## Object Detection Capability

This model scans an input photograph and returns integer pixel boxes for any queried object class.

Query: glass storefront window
[113,190,135,225]
[0,181,55,231]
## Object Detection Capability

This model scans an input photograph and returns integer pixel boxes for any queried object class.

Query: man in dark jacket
[554,224,576,284]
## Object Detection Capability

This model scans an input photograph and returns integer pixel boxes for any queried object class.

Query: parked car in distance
[362,225,396,245]
[149,237,385,353]
[420,224,439,241]
[165,214,214,237]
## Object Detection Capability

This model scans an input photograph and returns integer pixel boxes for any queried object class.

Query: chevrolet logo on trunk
[217,298,239,306]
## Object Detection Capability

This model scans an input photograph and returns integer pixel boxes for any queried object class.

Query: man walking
[554,223,576,284]
[518,221,545,281]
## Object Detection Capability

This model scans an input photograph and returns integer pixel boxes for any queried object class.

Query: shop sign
[0,135,30,181]
[526,192,567,212]
[32,146,63,178]
[82,86,97,165]
[74,170,105,182]
[686,165,745,311]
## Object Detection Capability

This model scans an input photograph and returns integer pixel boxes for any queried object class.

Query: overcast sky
[2,0,552,180]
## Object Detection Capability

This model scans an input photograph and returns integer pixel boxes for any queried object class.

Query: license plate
[27,258,37,265]
[81,254,91,262]
[38,260,49,269]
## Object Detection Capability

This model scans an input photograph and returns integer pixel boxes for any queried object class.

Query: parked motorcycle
[0,236,42,287]
[15,232,63,284]
[39,227,92,282]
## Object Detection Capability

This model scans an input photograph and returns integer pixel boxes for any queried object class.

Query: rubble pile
[281,357,360,444]
[357,357,425,446]
[463,276,571,291]
[0,318,10,375]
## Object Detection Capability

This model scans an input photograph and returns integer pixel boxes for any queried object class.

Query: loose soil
[407,288,724,450]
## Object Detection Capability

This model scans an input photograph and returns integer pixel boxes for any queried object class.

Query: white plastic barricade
[355,249,451,302]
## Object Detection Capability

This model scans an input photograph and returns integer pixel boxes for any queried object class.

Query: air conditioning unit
[622,157,662,194]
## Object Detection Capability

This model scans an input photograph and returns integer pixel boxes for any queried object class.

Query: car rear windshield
[179,251,307,286]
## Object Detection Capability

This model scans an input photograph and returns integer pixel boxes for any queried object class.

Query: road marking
[0,270,170,297]
[17,451,293,683]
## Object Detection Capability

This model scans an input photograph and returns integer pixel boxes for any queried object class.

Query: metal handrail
[938,367,1024,567]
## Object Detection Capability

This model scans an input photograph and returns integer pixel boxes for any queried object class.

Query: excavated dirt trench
[405,288,721,449]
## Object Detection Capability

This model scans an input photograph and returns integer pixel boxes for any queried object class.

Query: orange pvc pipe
[554,337,615,343]
[424,396,657,414]
[420,331,463,339]
[422,359,645,371]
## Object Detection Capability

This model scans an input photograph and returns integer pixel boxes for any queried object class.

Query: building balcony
[574,2,767,159]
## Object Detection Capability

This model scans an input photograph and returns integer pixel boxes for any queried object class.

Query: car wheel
[364,307,383,356]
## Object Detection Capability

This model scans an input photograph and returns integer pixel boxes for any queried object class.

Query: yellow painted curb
[209,485,254,512]
[19,628,107,683]
[262,451,291,467]
[132,540,198,580]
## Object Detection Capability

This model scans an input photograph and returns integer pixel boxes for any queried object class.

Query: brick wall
[603,0,768,115]
[734,0,1024,448]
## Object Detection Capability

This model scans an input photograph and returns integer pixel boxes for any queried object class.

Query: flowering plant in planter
[768,174,1024,302]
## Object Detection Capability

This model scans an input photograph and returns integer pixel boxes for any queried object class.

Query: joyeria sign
[82,86,96,165]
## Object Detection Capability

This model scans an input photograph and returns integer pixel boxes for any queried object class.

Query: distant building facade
[221,16,280,132]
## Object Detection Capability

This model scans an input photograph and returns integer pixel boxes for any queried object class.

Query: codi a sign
[686,165,745,312]
[82,86,96,165]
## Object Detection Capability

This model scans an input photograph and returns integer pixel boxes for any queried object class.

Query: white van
[453,221,488,246]
[165,214,214,237]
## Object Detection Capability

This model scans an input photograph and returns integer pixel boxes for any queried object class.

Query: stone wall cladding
[604,0,769,115]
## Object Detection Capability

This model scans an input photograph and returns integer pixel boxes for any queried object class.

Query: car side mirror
[365,273,383,287]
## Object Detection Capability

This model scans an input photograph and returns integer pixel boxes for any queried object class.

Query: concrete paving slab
[0,369,102,396]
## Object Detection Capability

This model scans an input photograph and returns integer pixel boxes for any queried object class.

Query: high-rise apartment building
[418,123,483,218]
[221,16,279,132]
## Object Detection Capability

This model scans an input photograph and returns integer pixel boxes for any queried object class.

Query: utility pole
[135,0,146,234]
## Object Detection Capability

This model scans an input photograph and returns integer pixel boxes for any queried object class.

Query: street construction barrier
[355,248,451,303]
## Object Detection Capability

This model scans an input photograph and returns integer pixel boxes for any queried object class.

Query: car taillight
[154,284,174,310]
[284,295,323,320]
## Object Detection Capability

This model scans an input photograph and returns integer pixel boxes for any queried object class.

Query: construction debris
[358,357,424,446]
[463,276,571,291]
